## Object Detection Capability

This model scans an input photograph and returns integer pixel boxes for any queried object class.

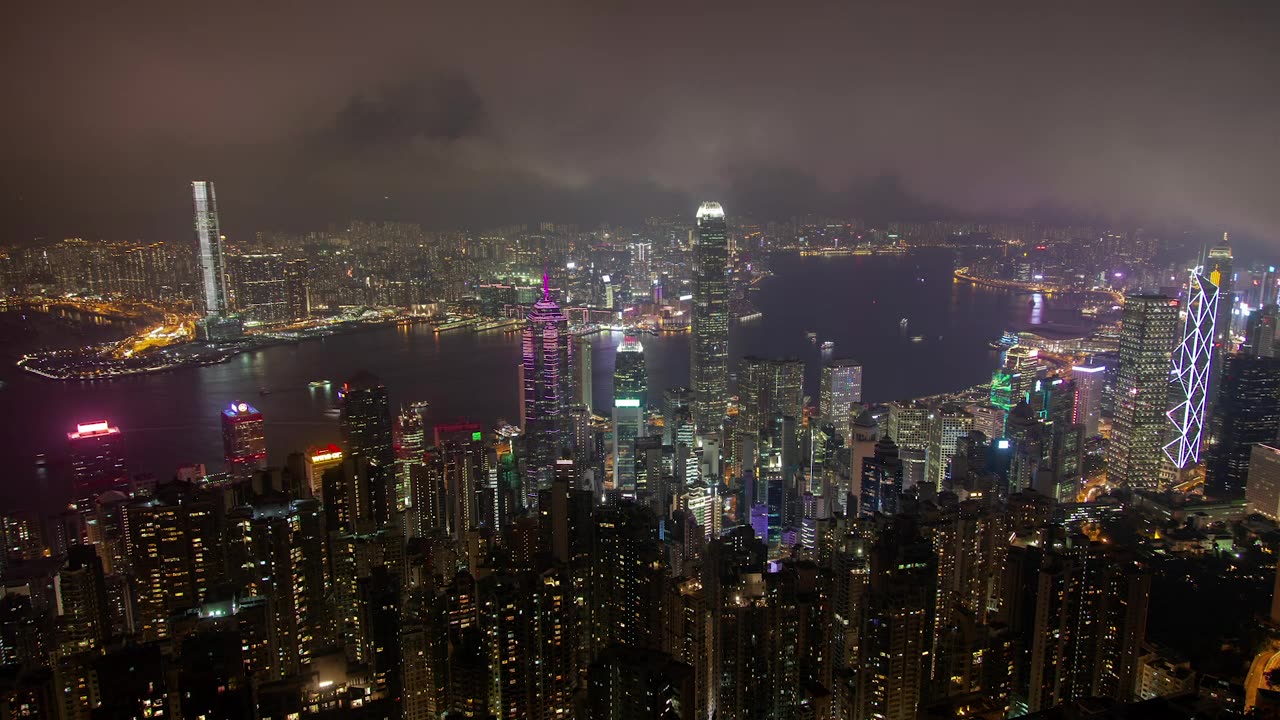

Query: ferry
[820,340,835,352]
[910,335,925,343]
[308,379,331,388]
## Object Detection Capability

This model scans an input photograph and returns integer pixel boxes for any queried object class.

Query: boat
[988,341,1004,350]
[910,335,925,343]
[820,340,835,351]
[805,331,818,344]
[308,379,331,388]
[900,318,909,329]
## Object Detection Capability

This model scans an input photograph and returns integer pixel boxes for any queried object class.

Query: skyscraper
[1071,363,1105,438]
[192,181,228,318]
[1165,265,1220,472]
[820,358,863,440]
[1108,295,1179,489]
[67,420,128,505]
[690,202,729,432]
[1205,354,1280,498]
[1208,237,1234,398]
[340,371,395,526]
[612,336,647,492]
[222,401,267,480]
[522,275,571,494]
[737,356,805,437]
[283,259,310,321]
[230,253,289,324]
[926,406,974,490]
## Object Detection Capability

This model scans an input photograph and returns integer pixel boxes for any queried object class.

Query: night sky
[3,2,1279,244]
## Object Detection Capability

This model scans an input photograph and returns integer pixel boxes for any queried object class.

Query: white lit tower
[612,336,648,493]
[1164,263,1221,474]
[192,180,241,340]
[690,202,729,433]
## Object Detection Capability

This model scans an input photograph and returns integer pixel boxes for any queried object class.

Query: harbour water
[0,249,1083,511]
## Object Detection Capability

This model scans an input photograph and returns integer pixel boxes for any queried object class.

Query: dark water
[0,250,1077,511]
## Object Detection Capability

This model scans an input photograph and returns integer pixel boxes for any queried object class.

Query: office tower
[737,356,805,436]
[1207,237,1234,401]
[588,647,695,720]
[1246,444,1280,520]
[1247,304,1278,358]
[690,202,729,432]
[848,409,880,506]
[926,406,974,490]
[395,406,426,511]
[665,388,699,489]
[283,258,310,320]
[821,358,863,440]
[222,401,266,480]
[887,402,930,489]
[230,253,288,324]
[576,335,594,411]
[1206,355,1280,498]
[968,403,1007,443]
[1071,363,1105,437]
[522,275,571,493]
[613,336,648,492]
[860,435,903,516]
[304,444,343,498]
[67,420,128,506]
[1165,265,1220,472]
[192,181,229,317]
[340,372,395,527]
[1108,295,1179,489]
[1031,377,1083,502]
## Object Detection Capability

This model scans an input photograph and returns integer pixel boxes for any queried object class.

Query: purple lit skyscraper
[522,275,570,496]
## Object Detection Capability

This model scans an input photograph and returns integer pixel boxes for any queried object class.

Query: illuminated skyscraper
[340,371,395,526]
[926,406,974,490]
[612,336,647,492]
[522,275,571,493]
[67,420,128,505]
[1108,295,1179,489]
[1071,363,1106,438]
[737,356,805,438]
[284,259,310,321]
[820,358,863,440]
[1205,355,1280,498]
[191,181,228,317]
[1209,236,1234,352]
[690,202,729,432]
[222,401,267,480]
[1165,266,1220,472]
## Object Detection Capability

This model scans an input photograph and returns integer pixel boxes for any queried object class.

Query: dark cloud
[2,1,1280,250]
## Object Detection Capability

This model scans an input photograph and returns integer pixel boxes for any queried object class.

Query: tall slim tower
[690,202,729,433]
[1207,237,1233,407]
[1165,266,1220,472]
[1108,295,1179,489]
[523,275,571,493]
[612,336,647,491]
[1070,363,1105,438]
[820,358,863,440]
[222,401,267,480]
[191,181,229,317]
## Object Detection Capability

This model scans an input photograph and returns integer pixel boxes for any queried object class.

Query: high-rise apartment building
[67,420,128,505]
[690,202,729,432]
[340,371,395,527]
[231,253,289,324]
[1108,295,1178,489]
[284,259,310,321]
[820,358,863,440]
[522,276,571,494]
[222,401,267,480]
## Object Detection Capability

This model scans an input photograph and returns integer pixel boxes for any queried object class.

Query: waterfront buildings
[67,420,128,505]
[1108,295,1179,489]
[690,202,729,432]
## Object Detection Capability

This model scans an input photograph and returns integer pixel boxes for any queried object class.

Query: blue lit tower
[522,274,571,493]
[690,202,729,433]
[1165,264,1220,473]
[612,336,647,492]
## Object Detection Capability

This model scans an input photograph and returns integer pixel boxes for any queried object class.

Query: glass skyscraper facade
[191,180,228,317]
[1108,295,1179,489]
[1165,265,1219,471]
[612,336,647,492]
[1206,354,1280,498]
[690,202,729,432]
[522,277,570,494]
[820,358,863,441]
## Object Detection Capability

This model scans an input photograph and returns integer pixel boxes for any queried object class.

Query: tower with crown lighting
[522,274,571,496]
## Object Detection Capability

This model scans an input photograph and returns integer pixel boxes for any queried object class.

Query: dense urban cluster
[8,184,1280,720]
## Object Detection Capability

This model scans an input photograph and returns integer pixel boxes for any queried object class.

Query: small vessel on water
[900,318,909,329]
[308,379,331,388]
[805,331,818,344]
[910,335,925,343]
[820,340,835,351]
